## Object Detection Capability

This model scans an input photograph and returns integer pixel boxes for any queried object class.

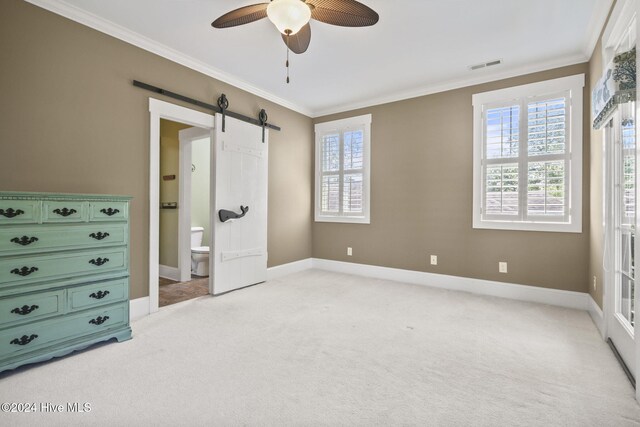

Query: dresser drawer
[0,248,128,287]
[42,201,87,223]
[69,278,128,311]
[0,303,128,360]
[0,223,128,255]
[0,200,40,225]
[0,289,65,328]
[89,202,128,222]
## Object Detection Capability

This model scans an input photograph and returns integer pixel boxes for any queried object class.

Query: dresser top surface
[0,192,132,201]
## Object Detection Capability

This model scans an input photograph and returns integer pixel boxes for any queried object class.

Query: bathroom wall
[191,137,211,247]
[159,119,191,268]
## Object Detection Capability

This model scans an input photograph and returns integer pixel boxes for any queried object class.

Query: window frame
[315,114,372,224]
[472,74,584,233]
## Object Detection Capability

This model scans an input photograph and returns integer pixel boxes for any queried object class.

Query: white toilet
[191,226,210,277]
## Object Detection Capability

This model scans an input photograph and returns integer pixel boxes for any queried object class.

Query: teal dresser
[0,192,132,372]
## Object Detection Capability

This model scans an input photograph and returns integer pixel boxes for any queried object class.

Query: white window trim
[472,74,584,233]
[315,114,372,224]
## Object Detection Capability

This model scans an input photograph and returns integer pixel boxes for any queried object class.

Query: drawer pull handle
[11,266,39,276]
[0,208,25,218]
[10,236,39,246]
[89,290,110,300]
[52,208,77,217]
[10,334,38,346]
[11,305,39,315]
[89,232,110,241]
[89,316,110,325]
[100,208,120,216]
[89,258,109,266]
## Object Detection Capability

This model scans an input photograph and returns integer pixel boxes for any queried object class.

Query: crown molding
[25,0,314,117]
[25,0,600,119]
[312,53,589,118]
[583,0,615,58]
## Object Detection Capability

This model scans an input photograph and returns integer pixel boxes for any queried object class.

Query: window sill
[315,215,370,224]
[473,219,582,233]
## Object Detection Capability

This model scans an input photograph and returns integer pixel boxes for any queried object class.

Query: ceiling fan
[212,0,379,83]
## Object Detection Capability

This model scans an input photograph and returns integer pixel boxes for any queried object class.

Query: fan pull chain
[286,32,291,84]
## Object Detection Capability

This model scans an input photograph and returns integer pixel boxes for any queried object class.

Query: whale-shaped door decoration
[218,205,249,223]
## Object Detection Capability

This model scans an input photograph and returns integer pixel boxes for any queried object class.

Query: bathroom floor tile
[159,276,209,307]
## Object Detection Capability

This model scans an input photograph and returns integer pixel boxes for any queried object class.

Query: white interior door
[212,113,268,295]
[606,108,637,381]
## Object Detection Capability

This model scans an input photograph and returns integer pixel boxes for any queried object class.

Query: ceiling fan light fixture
[267,0,311,35]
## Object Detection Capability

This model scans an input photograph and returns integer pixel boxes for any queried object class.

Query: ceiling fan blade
[307,0,379,27]
[212,3,269,29]
[281,23,311,54]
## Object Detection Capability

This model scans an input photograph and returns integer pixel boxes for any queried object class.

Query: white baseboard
[588,295,605,337]
[139,258,592,320]
[159,265,180,281]
[267,258,314,281]
[130,296,150,321]
[311,258,590,311]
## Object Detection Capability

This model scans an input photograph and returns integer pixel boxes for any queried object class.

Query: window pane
[343,173,363,213]
[622,115,636,224]
[622,232,633,277]
[623,153,636,223]
[528,98,566,156]
[620,274,635,327]
[344,130,363,170]
[486,106,519,159]
[321,175,340,213]
[485,164,519,215]
[322,134,340,172]
[527,161,565,216]
[622,113,636,150]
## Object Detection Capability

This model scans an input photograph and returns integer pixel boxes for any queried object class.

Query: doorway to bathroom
[148,98,269,315]
[158,119,211,307]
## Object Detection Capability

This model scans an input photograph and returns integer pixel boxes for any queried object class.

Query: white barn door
[212,113,268,295]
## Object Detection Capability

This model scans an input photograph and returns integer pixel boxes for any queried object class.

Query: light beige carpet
[1,269,639,426]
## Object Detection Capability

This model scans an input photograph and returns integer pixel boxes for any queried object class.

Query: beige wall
[0,0,610,300]
[159,119,191,268]
[191,135,211,248]
[0,0,313,299]
[588,3,617,309]
[313,64,591,293]
[589,38,606,308]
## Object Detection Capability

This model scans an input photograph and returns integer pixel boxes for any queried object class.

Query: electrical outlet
[593,276,597,291]
[347,247,353,256]
[430,255,438,265]
[499,262,508,273]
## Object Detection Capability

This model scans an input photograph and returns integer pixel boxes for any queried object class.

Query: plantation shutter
[319,127,365,217]
[481,91,571,222]
[526,95,570,221]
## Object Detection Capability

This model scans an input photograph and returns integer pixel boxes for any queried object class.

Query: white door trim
[635,0,640,403]
[600,0,638,394]
[148,98,214,314]
[178,127,211,283]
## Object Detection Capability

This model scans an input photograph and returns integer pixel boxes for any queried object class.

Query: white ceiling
[29,0,612,117]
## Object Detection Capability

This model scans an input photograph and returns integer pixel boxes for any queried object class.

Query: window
[315,114,371,223]
[472,74,584,232]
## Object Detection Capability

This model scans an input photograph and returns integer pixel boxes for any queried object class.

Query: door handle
[219,206,249,223]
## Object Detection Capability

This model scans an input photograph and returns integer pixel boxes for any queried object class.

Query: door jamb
[178,127,212,283]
